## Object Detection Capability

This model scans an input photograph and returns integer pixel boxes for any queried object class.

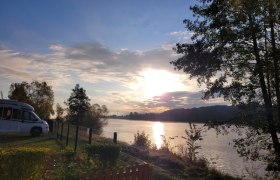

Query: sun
[130,69,186,99]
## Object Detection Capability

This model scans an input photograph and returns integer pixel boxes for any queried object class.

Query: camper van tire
[30,127,42,137]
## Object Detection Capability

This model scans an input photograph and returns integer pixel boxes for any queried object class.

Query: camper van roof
[0,99,34,111]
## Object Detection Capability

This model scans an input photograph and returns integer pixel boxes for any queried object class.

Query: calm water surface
[102,119,266,178]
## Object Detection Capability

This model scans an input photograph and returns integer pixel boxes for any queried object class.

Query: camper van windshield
[21,111,39,121]
[32,112,41,120]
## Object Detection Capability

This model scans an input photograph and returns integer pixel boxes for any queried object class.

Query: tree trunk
[249,14,280,167]
[269,2,280,124]
[264,25,272,103]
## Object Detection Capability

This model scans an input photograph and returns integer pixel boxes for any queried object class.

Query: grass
[0,133,241,180]
[0,134,61,180]
[0,133,144,180]
[0,133,51,147]
[0,133,100,180]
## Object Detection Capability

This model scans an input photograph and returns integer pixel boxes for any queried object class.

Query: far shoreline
[107,117,206,124]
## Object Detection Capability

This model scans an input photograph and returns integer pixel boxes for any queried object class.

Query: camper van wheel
[31,127,42,137]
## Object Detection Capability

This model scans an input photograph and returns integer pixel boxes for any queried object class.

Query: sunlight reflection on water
[152,122,164,149]
[102,119,267,178]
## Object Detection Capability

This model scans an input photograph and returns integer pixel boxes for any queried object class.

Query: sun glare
[153,122,164,149]
[130,69,186,99]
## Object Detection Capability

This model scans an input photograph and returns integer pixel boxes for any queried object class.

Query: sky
[0,0,228,115]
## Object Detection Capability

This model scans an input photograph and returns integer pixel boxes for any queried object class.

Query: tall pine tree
[65,84,90,123]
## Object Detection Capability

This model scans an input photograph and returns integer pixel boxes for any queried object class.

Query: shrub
[62,148,76,164]
[159,135,174,152]
[0,147,47,179]
[133,131,151,149]
[182,122,203,162]
[85,143,120,168]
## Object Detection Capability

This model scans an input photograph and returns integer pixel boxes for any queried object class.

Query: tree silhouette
[8,81,54,119]
[82,104,109,135]
[171,0,280,171]
[55,103,64,122]
[65,84,90,123]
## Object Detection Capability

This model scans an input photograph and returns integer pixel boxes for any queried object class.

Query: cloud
[0,48,71,88]
[0,42,226,114]
[169,30,193,43]
[107,91,228,113]
[0,42,180,89]
[142,91,228,110]
[43,42,183,88]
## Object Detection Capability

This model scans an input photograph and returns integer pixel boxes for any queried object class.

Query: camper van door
[0,107,19,132]
[19,111,39,132]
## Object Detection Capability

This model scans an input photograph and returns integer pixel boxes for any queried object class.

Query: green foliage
[8,81,54,119]
[171,0,280,172]
[8,81,31,103]
[159,135,174,152]
[62,148,76,164]
[81,104,109,135]
[182,123,203,162]
[85,143,121,168]
[65,84,108,133]
[56,103,64,122]
[170,0,267,104]
[65,84,91,123]
[133,131,151,149]
[0,147,48,179]
[0,136,88,180]
[59,149,81,180]
[0,134,239,180]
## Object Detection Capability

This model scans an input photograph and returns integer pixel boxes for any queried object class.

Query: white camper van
[0,99,49,136]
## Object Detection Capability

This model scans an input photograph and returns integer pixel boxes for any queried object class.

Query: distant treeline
[109,105,240,124]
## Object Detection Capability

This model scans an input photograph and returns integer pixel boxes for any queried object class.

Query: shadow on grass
[0,133,51,147]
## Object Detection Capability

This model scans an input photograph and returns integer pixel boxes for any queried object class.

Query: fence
[81,163,150,180]
[53,121,118,152]
[52,121,151,179]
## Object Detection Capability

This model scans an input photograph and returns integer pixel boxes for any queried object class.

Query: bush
[0,147,47,179]
[182,122,203,162]
[62,148,76,164]
[133,131,151,149]
[85,143,120,168]
[159,135,174,152]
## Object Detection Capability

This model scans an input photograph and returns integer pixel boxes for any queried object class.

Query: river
[102,119,266,178]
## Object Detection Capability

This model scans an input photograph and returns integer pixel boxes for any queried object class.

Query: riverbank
[103,118,268,177]
[121,143,239,179]
[0,134,239,179]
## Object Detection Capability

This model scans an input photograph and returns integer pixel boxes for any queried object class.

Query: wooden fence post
[113,132,117,144]
[60,122,64,141]
[66,123,70,146]
[88,128,92,144]
[56,121,60,139]
[74,125,79,152]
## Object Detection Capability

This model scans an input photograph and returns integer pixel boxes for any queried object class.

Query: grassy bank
[0,134,145,179]
[0,134,239,179]
[0,134,61,179]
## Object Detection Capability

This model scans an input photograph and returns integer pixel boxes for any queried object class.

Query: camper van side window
[3,107,12,120]
[22,111,30,121]
[0,107,3,119]
[12,109,22,120]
